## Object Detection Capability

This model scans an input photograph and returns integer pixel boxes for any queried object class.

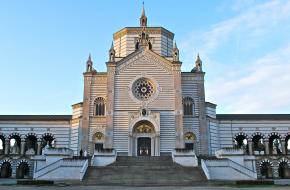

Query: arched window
[94,97,105,116]
[183,97,194,116]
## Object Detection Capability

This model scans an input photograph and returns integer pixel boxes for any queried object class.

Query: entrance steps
[83,156,207,186]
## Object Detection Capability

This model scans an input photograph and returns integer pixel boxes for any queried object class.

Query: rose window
[132,78,155,101]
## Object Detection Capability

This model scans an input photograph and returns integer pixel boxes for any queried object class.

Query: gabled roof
[216,114,290,120]
[0,115,72,121]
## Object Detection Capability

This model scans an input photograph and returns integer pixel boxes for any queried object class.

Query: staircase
[83,156,207,186]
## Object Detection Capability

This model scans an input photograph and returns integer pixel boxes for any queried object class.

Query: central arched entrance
[129,120,160,156]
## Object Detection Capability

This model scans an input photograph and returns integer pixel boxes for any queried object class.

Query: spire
[191,53,202,72]
[173,41,177,50]
[140,1,147,27]
[172,41,179,62]
[86,54,93,72]
[141,1,146,17]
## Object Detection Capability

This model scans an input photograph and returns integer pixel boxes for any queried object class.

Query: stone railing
[173,148,195,155]
[34,158,87,179]
[34,159,63,179]
[201,159,210,180]
[43,147,74,156]
[216,148,244,156]
[203,159,257,179]
[79,159,88,181]
[94,149,116,156]
[172,149,198,167]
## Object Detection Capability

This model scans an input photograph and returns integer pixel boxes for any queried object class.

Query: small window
[94,97,105,116]
[183,97,194,116]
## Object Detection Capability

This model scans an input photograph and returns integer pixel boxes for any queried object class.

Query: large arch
[233,132,249,154]
[268,132,282,155]
[129,120,159,156]
[8,133,21,155]
[251,132,266,155]
[40,133,55,154]
[25,133,38,155]
[0,133,6,155]
[285,133,290,155]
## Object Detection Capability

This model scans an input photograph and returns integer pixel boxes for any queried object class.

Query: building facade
[0,7,289,180]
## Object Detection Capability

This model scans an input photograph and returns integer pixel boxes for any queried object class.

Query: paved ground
[0,186,290,190]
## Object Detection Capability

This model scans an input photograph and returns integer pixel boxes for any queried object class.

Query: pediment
[115,49,174,74]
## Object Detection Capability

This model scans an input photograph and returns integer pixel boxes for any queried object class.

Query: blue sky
[0,0,290,114]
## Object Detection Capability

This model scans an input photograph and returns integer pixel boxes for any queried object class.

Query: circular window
[132,78,155,101]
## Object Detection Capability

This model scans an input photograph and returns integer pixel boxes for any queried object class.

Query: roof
[216,114,290,120]
[0,115,72,121]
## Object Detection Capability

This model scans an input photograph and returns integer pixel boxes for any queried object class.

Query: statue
[25,148,35,155]
[10,142,19,154]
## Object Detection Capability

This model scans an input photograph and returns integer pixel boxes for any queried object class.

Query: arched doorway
[260,162,273,179]
[16,162,29,179]
[278,162,290,179]
[130,120,159,156]
[93,132,104,151]
[0,162,12,178]
[184,132,197,153]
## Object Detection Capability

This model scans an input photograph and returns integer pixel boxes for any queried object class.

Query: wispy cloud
[207,44,290,113]
[180,0,290,113]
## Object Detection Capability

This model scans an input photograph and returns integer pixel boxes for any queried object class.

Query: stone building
[0,6,289,181]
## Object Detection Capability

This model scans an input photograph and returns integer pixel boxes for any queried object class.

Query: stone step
[84,156,207,185]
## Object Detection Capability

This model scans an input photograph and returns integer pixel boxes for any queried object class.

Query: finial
[173,41,177,50]
[109,42,115,62]
[110,41,114,50]
[172,41,179,62]
[194,53,202,72]
[86,54,93,72]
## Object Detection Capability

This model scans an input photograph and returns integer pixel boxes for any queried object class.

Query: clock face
[132,78,155,101]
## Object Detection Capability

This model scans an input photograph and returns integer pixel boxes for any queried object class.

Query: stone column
[37,141,42,155]
[248,140,253,155]
[281,140,286,155]
[128,134,132,156]
[264,140,269,155]
[155,135,160,156]
[4,139,9,155]
[273,166,279,179]
[20,139,26,155]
